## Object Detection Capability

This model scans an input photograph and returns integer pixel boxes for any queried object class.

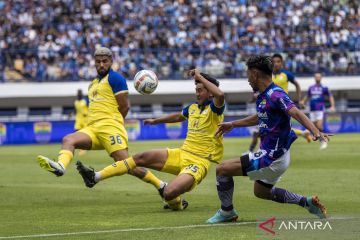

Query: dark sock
[217,175,234,211]
[271,187,308,207]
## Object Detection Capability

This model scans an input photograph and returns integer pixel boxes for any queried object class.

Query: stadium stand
[0,0,359,81]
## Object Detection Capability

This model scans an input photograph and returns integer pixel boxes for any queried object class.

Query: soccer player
[300,73,335,150]
[207,55,329,224]
[37,47,165,196]
[74,89,88,155]
[272,53,312,142]
[74,89,88,131]
[76,69,225,210]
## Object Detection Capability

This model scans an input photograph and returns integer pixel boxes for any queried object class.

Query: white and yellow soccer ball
[133,70,158,95]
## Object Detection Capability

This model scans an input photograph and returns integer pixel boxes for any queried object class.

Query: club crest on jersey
[259,99,266,109]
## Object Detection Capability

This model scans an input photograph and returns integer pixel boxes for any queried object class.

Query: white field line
[0,216,357,239]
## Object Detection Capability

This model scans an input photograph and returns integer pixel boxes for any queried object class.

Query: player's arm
[287,71,301,102]
[288,107,331,142]
[189,69,225,107]
[299,94,308,109]
[109,71,130,118]
[215,114,258,137]
[115,93,130,118]
[292,80,302,102]
[144,112,186,125]
[326,88,336,112]
[329,95,335,112]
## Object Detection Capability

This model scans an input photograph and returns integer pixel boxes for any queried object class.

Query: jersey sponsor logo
[34,121,52,143]
[258,112,268,119]
[259,122,268,129]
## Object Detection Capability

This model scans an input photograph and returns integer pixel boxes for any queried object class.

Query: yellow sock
[57,150,73,170]
[166,196,183,211]
[293,128,304,136]
[141,170,162,189]
[99,157,136,181]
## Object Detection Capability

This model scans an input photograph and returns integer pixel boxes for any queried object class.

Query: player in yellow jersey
[76,69,225,211]
[272,53,312,142]
[74,89,88,156]
[37,47,165,197]
[74,89,88,131]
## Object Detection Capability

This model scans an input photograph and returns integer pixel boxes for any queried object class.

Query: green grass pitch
[0,134,359,239]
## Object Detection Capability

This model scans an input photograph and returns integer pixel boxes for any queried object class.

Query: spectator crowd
[0,0,359,82]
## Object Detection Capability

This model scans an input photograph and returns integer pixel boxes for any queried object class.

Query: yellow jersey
[74,99,88,130]
[181,100,225,163]
[272,69,295,93]
[87,69,128,126]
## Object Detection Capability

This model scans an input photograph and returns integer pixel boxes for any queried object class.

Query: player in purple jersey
[207,55,330,224]
[300,73,335,150]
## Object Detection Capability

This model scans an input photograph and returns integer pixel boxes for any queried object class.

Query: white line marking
[0,217,357,239]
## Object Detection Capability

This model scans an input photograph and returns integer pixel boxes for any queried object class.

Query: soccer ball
[133,70,158,95]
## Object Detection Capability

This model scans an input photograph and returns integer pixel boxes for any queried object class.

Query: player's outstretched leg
[255,182,327,219]
[206,175,238,224]
[37,155,65,176]
[159,183,189,210]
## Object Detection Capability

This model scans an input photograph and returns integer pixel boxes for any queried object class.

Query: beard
[97,68,110,78]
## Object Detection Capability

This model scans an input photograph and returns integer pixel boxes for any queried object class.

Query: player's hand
[312,132,333,142]
[144,119,156,125]
[188,69,201,79]
[299,101,305,109]
[215,122,234,137]
[329,106,335,112]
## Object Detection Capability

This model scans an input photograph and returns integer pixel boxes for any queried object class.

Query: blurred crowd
[0,0,359,82]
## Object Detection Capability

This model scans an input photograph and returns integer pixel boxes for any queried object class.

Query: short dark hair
[196,72,220,87]
[272,53,283,61]
[246,55,273,76]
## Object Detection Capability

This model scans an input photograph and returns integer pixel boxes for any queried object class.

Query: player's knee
[216,163,228,176]
[132,152,147,166]
[62,135,75,147]
[163,185,178,201]
[253,189,263,199]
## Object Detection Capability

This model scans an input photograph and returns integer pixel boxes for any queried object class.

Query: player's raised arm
[144,112,186,125]
[288,107,331,142]
[189,69,225,107]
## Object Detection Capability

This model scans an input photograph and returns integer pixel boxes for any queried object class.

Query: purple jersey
[256,83,297,159]
[307,84,331,111]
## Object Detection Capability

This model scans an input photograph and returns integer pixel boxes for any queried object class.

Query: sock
[166,196,183,210]
[57,150,73,170]
[98,157,136,181]
[271,187,308,207]
[249,143,256,152]
[216,175,234,212]
[141,169,163,189]
[293,128,304,137]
